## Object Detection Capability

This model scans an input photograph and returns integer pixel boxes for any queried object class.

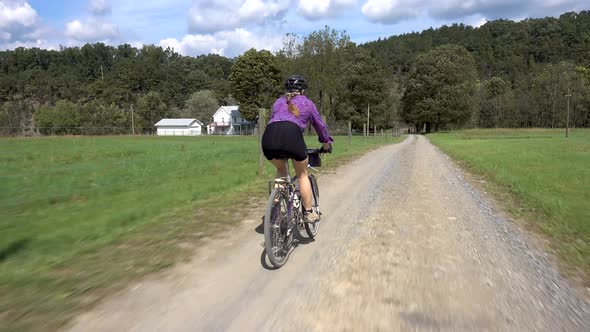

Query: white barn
[207,106,254,135]
[154,118,204,136]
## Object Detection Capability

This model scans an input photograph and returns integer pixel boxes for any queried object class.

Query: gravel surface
[67,135,590,332]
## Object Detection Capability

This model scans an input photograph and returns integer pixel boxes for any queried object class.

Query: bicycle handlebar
[319,144,332,154]
[307,144,331,167]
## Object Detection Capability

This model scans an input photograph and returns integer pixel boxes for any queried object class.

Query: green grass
[0,133,401,331]
[429,128,590,281]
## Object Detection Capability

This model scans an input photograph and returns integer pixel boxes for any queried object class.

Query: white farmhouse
[154,118,204,136]
[207,106,254,135]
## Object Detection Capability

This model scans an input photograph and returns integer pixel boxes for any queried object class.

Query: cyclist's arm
[308,100,334,144]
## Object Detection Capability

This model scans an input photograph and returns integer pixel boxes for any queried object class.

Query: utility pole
[258,109,266,177]
[566,88,571,138]
[348,121,352,147]
[367,104,370,137]
[131,103,135,136]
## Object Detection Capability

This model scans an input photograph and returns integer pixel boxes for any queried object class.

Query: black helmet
[285,74,308,92]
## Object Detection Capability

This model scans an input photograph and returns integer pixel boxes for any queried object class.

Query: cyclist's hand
[321,143,332,154]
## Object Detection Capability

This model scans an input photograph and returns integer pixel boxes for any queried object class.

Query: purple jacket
[268,95,334,143]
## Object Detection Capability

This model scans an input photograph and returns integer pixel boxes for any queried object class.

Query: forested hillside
[0,45,233,135]
[362,11,590,130]
[1,10,589,135]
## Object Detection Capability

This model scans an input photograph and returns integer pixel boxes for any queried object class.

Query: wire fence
[0,126,259,137]
[0,125,409,137]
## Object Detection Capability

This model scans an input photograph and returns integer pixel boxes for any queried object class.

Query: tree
[479,77,514,127]
[297,26,350,118]
[530,62,590,128]
[401,44,477,132]
[136,91,168,129]
[229,49,282,120]
[334,45,389,128]
[183,90,219,124]
[0,102,16,135]
[573,66,590,127]
[81,100,132,135]
[35,100,86,135]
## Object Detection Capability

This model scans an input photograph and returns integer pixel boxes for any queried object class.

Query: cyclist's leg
[270,159,288,178]
[292,158,312,210]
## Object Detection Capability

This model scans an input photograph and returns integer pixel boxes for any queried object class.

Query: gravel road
[67,135,590,331]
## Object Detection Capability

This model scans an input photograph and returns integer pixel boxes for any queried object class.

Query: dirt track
[67,135,590,331]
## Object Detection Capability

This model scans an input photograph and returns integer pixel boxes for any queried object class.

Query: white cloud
[160,28,283,57]
[188,0,289,34]
[0,1,37,28]
[0,0,45,42]
[429,0,524,20]
[0,38,58,50]
[361,0,587,24]
[473,16,487,28]
[64,0,119,43]
[362,0,423,23]
[89,0,112,16]
[65,18,119,42]
[297,0,357,20]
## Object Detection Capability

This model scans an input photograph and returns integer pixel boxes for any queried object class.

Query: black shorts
[262,121,307,161]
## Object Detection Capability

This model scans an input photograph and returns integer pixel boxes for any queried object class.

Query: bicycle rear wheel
[305,174,320,238]
[264,188,291,267]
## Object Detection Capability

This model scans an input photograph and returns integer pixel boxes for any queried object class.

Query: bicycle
[263,147,329,268]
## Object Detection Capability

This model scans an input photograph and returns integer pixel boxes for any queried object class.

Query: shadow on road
[254,216,264,234]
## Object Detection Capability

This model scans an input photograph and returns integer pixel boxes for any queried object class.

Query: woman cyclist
[262,74,333,223]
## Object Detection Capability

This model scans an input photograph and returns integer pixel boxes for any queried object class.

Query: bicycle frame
[266,160,318,229]
[268,161,296,224]
[263,148,325,267]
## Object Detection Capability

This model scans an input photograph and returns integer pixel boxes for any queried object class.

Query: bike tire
[305,174,320,238]
[264,188,290,267]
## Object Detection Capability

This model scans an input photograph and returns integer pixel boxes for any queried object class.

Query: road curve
[67,135,590,331]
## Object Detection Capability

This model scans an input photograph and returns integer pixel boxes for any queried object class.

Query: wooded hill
[362,11,590,131]
[1,10,589,135]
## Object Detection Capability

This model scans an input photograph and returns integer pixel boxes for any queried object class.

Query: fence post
[363,123,366,144]
[258,108,267,177]
[381,129,384,143]
[348,121,352,148]
[131,103,135,136]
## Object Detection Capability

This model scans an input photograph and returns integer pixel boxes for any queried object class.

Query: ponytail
[286,92,301,117]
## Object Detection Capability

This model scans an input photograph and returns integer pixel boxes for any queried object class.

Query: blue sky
[1,1,588,57]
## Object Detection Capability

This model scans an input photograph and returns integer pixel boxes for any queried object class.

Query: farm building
[207,106,254,135]
[154,118,204,136]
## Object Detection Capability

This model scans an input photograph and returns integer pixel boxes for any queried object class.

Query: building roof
[212,106,254,125]
[214,106,239,118]
[154,118,203,127]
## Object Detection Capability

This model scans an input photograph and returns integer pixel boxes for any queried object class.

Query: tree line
[363,11,590,131]
[0,44,233,135]
[1,10,589,135]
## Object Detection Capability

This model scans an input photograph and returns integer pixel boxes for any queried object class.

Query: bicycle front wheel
[264,188,290,267]
[305,174,320,238]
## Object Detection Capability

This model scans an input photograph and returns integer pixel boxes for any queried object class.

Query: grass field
[0,133,400,331]
[429,129,590,282]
